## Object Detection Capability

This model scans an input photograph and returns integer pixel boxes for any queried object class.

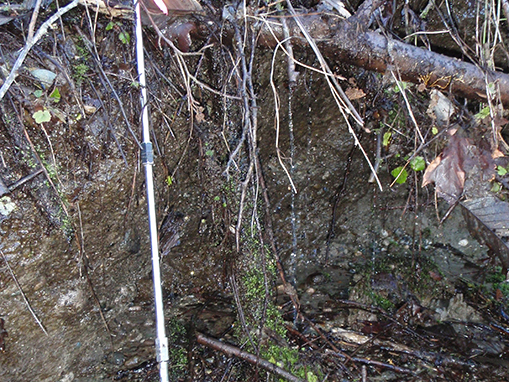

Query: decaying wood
[219,7,509,106]
[196,332,304,382]
[68,0,509,106]
[49,0,509,107]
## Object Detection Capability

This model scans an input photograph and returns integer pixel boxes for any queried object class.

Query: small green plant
[105,21,117,31]
[410,156,425,171]
[106,21,131,44]
[306,371,319,382]
[491,182,502,193]
[73,63,89,84]
[33,109,51,124]
[166,318,188,379]
[497,165,507,176]
[49,88,61,103]
[382,131,392,147]
[391,166,408,184]
[118,31,130,44]
[75,37,89,59]
[371,292,395,311]
[393,81,410,93]
[264,345,299,371]
[475,106,490,120]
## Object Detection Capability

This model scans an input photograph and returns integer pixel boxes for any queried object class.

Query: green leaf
[32,109,51,124]
[475,106,490,120]
[497,165,507,176]
[382,131,392,147]
[106,21,115,31]
[33,89,43,98]
[432,126,438,135]
[119,31,130,44]
[491,182,501,193]
[391,166,408,184]
[165,175,173,186]
[410,156,425,171]
[394,81,409,93]
[307,371,318,382]
[49,87,61,102]
[205,150,214,157]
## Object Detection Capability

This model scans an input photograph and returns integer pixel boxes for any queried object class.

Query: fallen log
[217,2,509,106]
[7,0,506,105]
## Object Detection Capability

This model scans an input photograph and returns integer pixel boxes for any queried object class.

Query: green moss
[263,344,299,370]
[243,268,267,303]
[354,247,446,309]
[167,318,188,379]
[371,292,395,311]
[262,344,323,382]
[72,63,89,84]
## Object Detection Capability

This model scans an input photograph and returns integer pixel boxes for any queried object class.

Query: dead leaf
[194,105,205,123]
[427,90,455,126]
[422,135,469,204]
[345,87,365,100]
[422,155,441,187]
[492,149,505,159]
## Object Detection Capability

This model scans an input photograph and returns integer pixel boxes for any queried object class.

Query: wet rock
[0,177,8,196]
[159,210,186,256]
[106,351,125,366]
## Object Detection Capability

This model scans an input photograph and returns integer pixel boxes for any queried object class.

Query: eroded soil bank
[1,2,508,381]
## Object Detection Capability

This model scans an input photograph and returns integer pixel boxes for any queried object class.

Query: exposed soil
[1,1,509,381]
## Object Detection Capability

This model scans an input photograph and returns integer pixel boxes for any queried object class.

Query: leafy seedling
[50,88,61,102]
[119,31,130,44]
[391,166,408,184]
[497,165,507,176]
[475,106,490,120]
[382,131,391,147]
[33,109,51,124]
[410,156,425,171]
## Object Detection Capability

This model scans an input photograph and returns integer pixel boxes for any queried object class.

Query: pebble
[106,351,125,366]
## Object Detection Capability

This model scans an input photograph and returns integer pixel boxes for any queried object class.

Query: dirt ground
[1,1,509,381]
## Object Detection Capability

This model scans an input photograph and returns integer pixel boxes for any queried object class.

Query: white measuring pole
[133,2,169,381]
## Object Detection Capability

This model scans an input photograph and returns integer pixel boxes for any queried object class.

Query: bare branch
[196,332,305,382]
[0,0,80,101]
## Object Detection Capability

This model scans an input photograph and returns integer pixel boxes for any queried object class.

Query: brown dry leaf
[422,135,469,204]
[345,87,366,100]
[422,155,441,187]
[492,148,505,159]
[194,105,205,123]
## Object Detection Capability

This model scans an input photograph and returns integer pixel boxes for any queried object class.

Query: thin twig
[196,332,305,382]
[389,70,424,144]
[27,0,44,40]
[282,1,383,191]
[270,36,297,194]
[332,352,415,375]
[0,0,80,101]
[74,26,141,150]
[0,250,48,336]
